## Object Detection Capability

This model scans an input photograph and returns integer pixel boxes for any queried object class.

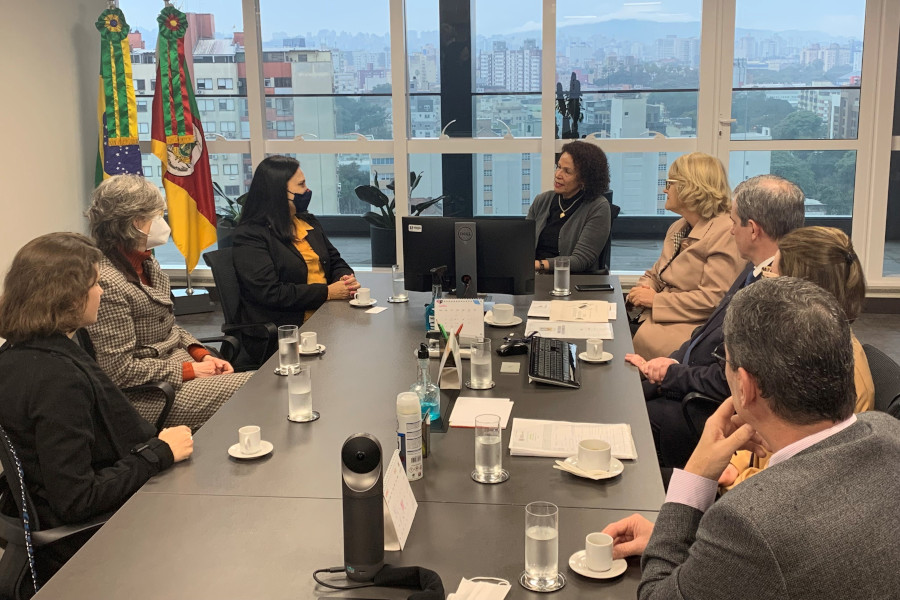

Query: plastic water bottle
[411,343,440,422]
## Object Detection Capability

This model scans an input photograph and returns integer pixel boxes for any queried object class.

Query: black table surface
[35,273,664,600]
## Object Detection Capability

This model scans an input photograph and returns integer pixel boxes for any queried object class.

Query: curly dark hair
[559,140,610,199]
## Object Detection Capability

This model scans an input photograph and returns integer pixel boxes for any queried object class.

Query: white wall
[0,0,105,286]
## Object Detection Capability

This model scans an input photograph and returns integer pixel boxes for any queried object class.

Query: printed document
[508,418,637,460]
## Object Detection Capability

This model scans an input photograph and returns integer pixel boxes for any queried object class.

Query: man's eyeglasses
[665,179,678,190]
[711,346,737,370]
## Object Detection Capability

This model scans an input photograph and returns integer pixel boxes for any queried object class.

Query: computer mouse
[497,341,529,356]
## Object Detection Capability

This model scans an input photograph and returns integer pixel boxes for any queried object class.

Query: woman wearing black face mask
[233,155,359,359]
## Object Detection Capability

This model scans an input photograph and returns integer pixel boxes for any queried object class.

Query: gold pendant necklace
[558,192,583,219]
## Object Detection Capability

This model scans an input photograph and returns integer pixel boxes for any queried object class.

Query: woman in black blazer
[233,156,360,355]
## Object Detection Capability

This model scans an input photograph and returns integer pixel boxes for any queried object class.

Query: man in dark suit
[605,277,900,599]
[626,174,806,468]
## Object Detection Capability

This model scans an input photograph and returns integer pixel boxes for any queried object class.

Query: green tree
[770,151,816,198]
[731,92,793,134]
[337,162,370,215]
[336,85,393,139]
[772,110,826,140]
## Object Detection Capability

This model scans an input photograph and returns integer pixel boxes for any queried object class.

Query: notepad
[508,418,638,460]
[449,397,514,428]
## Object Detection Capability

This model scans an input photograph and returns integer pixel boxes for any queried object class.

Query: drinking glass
[466,337,494,389]
[287,365,318,422]
[551,257,571,296]
[521,501,565,591]
[391,264,408,301]
[275,325,300,375]
[472,414,508,484]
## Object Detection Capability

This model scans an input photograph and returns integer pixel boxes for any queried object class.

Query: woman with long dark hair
[233,156,359,358]
[527,140,612,273]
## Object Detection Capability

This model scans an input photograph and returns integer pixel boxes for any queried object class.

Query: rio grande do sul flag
[151,5,216,272]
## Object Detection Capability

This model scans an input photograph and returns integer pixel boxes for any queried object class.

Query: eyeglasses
[664,179,679,190]
[711,345,737,370]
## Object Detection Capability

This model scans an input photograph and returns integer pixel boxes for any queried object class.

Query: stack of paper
[449,397,514,428]
[528,301,616,320]
[524,319,613,340]
[507,418,638,460]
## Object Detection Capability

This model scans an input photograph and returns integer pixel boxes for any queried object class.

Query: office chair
[596,189,619,274]
[203,248,278,370]
[681,391,723,440]
[73,329,176,433]
[862,344,900,418]
[0,425,108,600]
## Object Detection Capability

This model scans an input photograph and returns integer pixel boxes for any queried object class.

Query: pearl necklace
[557,190,584,218]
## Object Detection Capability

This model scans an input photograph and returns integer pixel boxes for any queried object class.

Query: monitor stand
[454,221,478,298]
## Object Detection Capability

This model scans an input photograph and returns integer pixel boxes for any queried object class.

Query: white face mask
[447,577,511,600]
[143,215,171,249]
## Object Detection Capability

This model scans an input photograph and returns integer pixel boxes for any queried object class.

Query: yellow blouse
[293,217,326,322]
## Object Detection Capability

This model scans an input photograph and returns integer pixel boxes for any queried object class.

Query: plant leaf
[410,171,423,193]
[411,196,442,215]
[386,178,395,192]
[354,185,390,208]
[363,211,393,228]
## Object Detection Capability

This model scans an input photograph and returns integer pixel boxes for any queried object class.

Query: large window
[117,0,898,287]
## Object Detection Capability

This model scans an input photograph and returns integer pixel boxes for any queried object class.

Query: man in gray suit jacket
[604,277,900,599]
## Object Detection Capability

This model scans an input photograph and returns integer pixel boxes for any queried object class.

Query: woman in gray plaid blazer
[85,175,253,429]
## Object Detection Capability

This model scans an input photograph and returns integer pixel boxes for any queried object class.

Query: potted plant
[355,171,444,267]
[212,182,246,248]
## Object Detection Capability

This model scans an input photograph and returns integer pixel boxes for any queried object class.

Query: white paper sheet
[548,300,609,322]
[434,299,485,344]
[524,319,613,340]
[528,301,616,320]
[449,397,514,428]
[508,418,637,460]
[383,450,418,550]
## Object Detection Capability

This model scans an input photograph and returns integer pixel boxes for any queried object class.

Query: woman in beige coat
[627,153,743,359]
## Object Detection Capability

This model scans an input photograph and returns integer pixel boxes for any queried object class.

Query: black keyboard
[528,337,580,388]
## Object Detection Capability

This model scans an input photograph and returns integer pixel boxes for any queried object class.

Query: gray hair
[87,175,165,253]
[733,174,805,241]
[724,277,855,425]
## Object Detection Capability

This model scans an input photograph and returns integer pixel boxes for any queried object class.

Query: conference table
[36,274,665,600]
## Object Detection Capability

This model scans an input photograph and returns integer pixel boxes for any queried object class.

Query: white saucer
[299,344,326,356]
[228,440,274,460]
[568,551,627,579]
[349,298,377,307]
[561,456,624,480]
[579,351,613,364]
[484,312,523,327]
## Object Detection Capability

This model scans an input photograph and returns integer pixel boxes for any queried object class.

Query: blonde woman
[627,153,743,359]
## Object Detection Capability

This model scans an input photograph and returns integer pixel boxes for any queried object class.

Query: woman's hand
[158,426,194,462]
[718,464,739,487]
[199,354,234,375]
[340,274,361,292]
[628,286,656,308]
[327,280,354,300]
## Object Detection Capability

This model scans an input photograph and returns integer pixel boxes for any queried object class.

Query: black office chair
[681,391,723,440]
[862,344,900,418]
[0,425,109,600]
[596,189,619,274]
[73,329,176,432]
[203,248,278,369]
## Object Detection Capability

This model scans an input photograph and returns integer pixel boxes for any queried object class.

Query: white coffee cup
[586,338,604,360]
[492,303,514,324]
[354,288,371,303]
[585,532,613,572]
[301,331,318,352]
[239,425,261,455]
[577,439,611,472]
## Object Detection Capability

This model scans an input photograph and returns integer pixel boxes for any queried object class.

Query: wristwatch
[130,442,159,466]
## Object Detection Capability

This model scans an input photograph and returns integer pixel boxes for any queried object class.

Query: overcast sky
[119,1,865,40]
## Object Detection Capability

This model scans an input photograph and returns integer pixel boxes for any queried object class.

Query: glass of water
[390,264,408,302]
[551,256,571,296]
[275,325,300,375]
[466,337,494,390]
[472,414,508,484]
[521,501,565,592]
[287,364,318,422]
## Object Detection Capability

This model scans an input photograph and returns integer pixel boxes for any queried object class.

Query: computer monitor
[402,216,536,295]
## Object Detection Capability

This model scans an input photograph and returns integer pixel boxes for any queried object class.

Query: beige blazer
[632,213,743,359]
